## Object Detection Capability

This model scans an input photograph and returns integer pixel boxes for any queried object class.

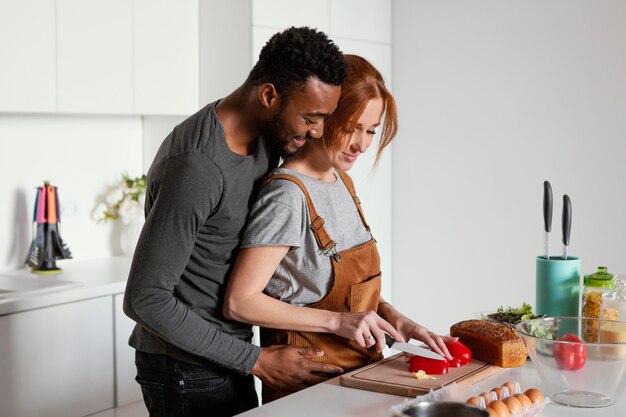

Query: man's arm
[123,153,259,373]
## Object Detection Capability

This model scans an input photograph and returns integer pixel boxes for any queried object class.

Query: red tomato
[409,355,449,374]
[444,340,472,365]
[553,333,587,370]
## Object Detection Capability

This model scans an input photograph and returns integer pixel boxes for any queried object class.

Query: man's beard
[262,113,301,158]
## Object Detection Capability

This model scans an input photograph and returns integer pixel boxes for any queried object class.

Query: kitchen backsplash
[0,114,143,271]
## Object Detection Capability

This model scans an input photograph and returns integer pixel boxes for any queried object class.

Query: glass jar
[601,276,626,321]
[582,266,616,342]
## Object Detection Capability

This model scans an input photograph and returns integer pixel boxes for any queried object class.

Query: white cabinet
[56,0,133,114]
[330,0,392,44]
[252,0,330,32]
[114,293,143,406]
[0,0,56,113]
[0,297,114,417]
[133,0,199,115]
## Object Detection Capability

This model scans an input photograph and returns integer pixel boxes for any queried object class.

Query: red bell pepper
[444,340,472,365]
[448,357,463,368]
[553,333,587,370]
[409,355,449,374]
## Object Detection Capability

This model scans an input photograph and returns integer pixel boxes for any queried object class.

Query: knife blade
[385,334,446,361]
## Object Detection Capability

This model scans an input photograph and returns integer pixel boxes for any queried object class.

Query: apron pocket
[349,273,381,313]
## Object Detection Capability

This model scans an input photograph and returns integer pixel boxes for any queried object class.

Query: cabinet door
[133,0,199,115]
[0,0,56,113]
[56,0,133,114]
[114,293,143,406]
[0,297,114,417]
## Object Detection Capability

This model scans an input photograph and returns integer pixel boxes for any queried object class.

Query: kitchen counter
[0,256,131,315]
[238,361,626,417]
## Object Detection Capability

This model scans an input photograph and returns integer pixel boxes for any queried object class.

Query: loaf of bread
[450,320,527,368]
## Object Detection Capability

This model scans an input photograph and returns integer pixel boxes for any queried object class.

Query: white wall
[0,116,142,271]
[392,0,626,334]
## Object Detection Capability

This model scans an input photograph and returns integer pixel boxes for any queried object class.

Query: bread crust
[450,319,527,368]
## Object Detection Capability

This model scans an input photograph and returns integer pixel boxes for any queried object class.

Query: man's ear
[258,83,280,110]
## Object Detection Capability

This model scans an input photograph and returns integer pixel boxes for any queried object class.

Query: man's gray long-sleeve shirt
[123,101,278,374]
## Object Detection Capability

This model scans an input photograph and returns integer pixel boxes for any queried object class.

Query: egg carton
[391,382,548,417]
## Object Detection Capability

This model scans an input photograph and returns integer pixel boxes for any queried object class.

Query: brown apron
[260,170,383,402]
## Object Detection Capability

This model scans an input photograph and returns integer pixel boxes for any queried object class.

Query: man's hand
[250,345,343,392]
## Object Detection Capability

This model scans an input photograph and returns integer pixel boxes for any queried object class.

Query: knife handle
[384,334,394,349]
[543,181,553,233]
[562,194,571,246]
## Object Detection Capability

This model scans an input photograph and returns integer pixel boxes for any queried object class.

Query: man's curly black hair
[247,27,347,97]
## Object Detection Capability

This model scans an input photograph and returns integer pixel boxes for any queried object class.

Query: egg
[480,391,493,404]
[488,400,511,417]
[502,396,522,415]
[486,408,499,417]
[466,396,480,406]
[501,381,518,396]
[491,387,502,400]
[514,393,533,409]
[524,388,545,404]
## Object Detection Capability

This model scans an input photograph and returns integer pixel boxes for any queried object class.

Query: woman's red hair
[322,54,398,168]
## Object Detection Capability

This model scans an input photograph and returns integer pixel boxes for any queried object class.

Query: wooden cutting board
[339,353,503,397]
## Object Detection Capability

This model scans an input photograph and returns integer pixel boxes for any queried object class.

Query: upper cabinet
[57,0,134,114]
[0,0,56,113]
[1,0,201,116]
[133,0,199,115]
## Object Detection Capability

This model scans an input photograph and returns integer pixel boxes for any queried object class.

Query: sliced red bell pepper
[409,355,449,374]
[553,333,587,370]
[445,340,472,365]
[448,357,463,368]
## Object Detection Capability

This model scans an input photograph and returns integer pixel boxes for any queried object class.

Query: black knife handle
[543,181,553,232]
[562,195,572,245]
[384,334,394,348]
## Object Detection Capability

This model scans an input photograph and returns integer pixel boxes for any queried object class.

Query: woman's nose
[351,132,371,153]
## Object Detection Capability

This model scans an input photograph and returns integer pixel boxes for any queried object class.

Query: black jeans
[135,351,258,417]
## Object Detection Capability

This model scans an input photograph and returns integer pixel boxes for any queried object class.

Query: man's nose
[307,120,324,139]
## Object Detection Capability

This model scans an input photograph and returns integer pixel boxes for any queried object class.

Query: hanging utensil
[562,194,572,260]
[543,181,553,259]
[47,185,72,260]
[25,186,47,268]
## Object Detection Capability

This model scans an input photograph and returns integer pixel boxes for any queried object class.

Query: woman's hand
[333,311,405,352]
[378,302,456,360]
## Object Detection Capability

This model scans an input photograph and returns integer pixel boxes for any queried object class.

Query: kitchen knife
[385,334,446,361]
[562,194,571,260]
[543,181,553,259]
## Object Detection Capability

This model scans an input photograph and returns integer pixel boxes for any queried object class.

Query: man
[123,27,347,416]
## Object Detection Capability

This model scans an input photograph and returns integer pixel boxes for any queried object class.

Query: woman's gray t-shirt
[240,168,372,306]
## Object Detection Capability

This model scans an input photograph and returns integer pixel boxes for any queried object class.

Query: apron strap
[261,173,337,253]
[335,170,370,231]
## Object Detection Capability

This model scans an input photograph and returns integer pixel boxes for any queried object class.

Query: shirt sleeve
[123,152,260,374]
[241,179,307,249]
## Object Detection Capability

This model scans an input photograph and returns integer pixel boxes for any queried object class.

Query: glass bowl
[516,316,626,408]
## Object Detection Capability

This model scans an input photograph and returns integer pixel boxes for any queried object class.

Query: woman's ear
[258,83,280,110]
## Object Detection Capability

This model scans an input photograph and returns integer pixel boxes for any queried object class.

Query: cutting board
[339,353,503,397]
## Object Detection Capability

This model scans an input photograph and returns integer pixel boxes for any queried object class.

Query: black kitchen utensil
[543,181,553,259]
[562,194,572,260]
[50,186,72,259]
[25,186,46,268]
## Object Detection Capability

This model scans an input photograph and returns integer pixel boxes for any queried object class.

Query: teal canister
[536,256,581,317]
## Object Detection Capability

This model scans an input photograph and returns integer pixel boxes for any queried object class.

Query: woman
[224,55,453,401]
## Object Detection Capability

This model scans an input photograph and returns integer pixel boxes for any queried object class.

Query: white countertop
[238,361,626,417]
[0,256,131,316]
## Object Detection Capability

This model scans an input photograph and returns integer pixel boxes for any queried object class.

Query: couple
[124,26,453,417]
